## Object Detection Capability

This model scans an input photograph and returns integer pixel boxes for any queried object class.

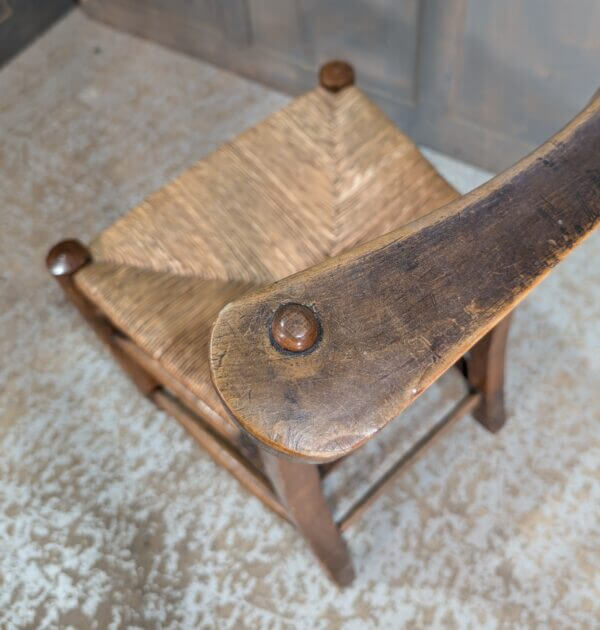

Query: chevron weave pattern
[75,85,458,423]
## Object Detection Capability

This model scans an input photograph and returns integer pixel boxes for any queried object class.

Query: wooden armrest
[210,94,600,462]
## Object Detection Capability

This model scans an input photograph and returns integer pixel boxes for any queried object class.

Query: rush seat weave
[74,84,458,430]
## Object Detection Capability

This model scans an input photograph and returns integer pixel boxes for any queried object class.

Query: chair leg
[466,314,512,433]
[261,450,355,586]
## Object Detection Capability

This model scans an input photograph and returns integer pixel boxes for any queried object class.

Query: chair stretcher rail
[337,392,481,531]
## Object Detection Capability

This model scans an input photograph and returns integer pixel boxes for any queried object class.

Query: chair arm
[210,93,600,463]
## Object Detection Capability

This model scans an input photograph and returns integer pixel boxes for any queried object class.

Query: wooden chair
[47,62,599,586]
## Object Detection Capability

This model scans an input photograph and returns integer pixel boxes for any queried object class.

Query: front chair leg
[261,450,355,586]
[466,314,512,433]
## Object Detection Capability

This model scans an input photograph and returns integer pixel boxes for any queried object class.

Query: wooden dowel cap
[319,61,355,92]
[46,239,91,276]
[271,303,320,353]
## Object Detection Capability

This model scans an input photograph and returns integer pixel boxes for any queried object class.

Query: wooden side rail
[152,390,290,522]
[337,392,481,531]
[46,242,288,521]
[210,94,600,463]
[46,240,160,396]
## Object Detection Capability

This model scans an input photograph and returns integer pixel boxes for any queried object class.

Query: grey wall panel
[429,0,600,167]
[301,0,421,104]
[82,0,600,171]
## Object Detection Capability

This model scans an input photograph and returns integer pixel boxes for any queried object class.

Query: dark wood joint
[46,239,159,397]
[46,239,91,277]
[270,303,320,353]
[319,60,355,92]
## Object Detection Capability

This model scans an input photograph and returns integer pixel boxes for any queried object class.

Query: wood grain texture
[466,314,512,433]
[271,303,320,353]
[261,452,355,586]
[210,96,600,462]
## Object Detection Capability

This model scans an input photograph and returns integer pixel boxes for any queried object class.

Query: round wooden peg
[46,239,91,276]
[271,303,320,353]
[319,60,355,92]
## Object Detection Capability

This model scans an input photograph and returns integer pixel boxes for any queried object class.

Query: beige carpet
[1,10,599,629]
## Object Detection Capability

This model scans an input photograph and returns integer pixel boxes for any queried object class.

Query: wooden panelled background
[82,0,600,171]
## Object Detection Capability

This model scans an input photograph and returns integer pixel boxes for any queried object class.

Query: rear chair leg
[466,314,512,433]
[261,450,355,586]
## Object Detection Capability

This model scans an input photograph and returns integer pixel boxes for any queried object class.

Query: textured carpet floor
[1,10,599,629]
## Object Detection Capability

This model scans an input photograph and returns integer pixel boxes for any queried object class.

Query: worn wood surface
[466,314,512,433]
[211,96,600,462]
[261,452,355,586]
[338,392,481,531]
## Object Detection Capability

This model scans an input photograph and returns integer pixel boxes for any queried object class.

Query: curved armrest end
[210,97,600,462]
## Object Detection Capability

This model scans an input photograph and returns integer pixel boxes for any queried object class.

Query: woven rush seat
[74,81,458,425]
